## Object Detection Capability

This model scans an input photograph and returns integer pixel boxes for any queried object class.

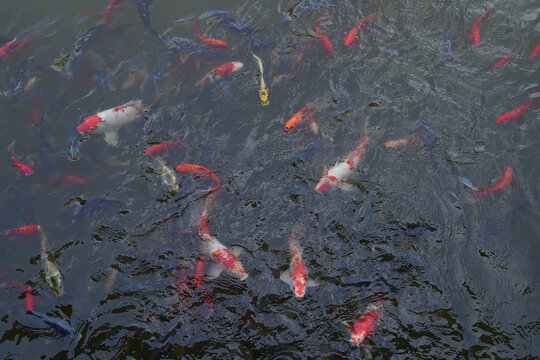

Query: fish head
[77,114,103,134]
[350,330,366,346]
[315,175,337,193]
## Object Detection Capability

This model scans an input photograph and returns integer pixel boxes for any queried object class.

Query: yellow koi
[251,52,269,106]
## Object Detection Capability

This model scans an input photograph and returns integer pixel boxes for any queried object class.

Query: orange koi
[285,102,316,131]
[345,303,382,346]
[0,33,34,59]
[384,137,415,149]
[531,42,540,59]
[8,149,33,176]
[175,164,220,194]
[315,18,334,54]
[492,47,514,69]
[469,9,489,47]
[0,224,40,238]
[496,91,537,124]
[195,18,227,48]
[344,14,380,47]
[474,166,513,199]
[143,141,183,156]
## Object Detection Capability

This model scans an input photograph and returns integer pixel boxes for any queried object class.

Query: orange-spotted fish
[474,166,513,199]
[0,224,40,238]
[344,14,380,47]
[315,18,334,54]
[175,164,220,194]
[469,9,489,47]
[280,233,317,298]
[77,100,143,145]
[8,142,33,176]
[316,135,369,193]
[198,215,248,281]
[199,62,243,85]
[195,18,227,48]
[344,303,382,346]
[496,90,538,124]
[0,33,34,59]
[143,141,183,156]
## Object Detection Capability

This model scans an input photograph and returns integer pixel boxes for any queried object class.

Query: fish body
[195,256,214,307]
[496,99,535,124]
[195,18,227,48]
[280,234,315,298]
[199,215,248,280]
[0,33,34,59]
[285,102,316,131]
[132,0,160,39]
[153,157,179,192]
[6,281,34,311]
[199,62,243,85]
[315,18,334,54]
[0,224,40,237]
[77,99,143,145]
[143,141,183,155]
[348,304,381,346]
[474,166,513,199]
[531,43,540,59]
[29,311,75,338]
[316,135,369,193]
[384,137,415,149]
[251,52,269,106]
[344,14,380,47]
[469,10,489,47]
[492,47,514,69]
[43,257,64,296]
[175,164,220,193]
[9,152,33,176]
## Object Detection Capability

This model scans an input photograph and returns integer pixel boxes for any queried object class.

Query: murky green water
[0,0,539,358]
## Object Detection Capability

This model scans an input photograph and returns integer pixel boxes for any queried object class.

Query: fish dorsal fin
[104,130,119,146]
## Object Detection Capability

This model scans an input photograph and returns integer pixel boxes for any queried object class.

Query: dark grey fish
[57,198,122,227]
[132,0,161,39]
[4,58,38,104]
[62,26,104,79]
[29,311,76,338]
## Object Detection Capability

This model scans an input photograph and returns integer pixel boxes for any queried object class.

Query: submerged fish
[344,303,382,346]
[29,311,76,338]
[0,33,34,59]
[152,157,180,192]
[198,62,243,85]
[0,224,40,238]
[474,166,513,199]
[344,14,380,47]
[77,99,144,145]
[89,0,123,26]
[315,17,334,54]
[143,141,183,156]
[280,232,317,298]
[8,141,33,176]
[251,52,269,106]
[495,92,537,124]
[315,135,369,193]
[57,198,122,226]
[469,9,489,47]
[195,18,227,48]
[194,256,214,308]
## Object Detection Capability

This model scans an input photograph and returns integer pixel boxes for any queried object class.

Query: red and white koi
[345,303,382,346]
[474,166,513,199]
[492,47,515,69]
[315,18,334,54]
[195,18,227,48]
[195,256,214,308]
[495,91,538,124]
[8,142,33,176]
[198,215,248,281]
[0,224,40,238]
[143,141,183,156]
[0,33,34,60]
[469,9,489,47]
[344,14,380,48]
[531,42,540,59]
[280,234,316,298]
[315,135,370,193]
[384,137,415,149]
[77,99,143,146]
[199,62,243,85]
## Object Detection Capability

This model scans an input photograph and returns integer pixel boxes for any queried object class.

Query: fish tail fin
[194,18,204,40]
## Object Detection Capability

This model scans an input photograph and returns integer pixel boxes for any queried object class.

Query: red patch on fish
[315,18,334,54]
[469,9,489,47]
[6,281,34,312]
[531,43,540,59]
[0,33,34,59]
[344,14,380,47]
[143,141,183,156]
[349,304,381,346]
[195,257,214,308]
[77,114,104,134]
[195,18,227,48]
[175,164,220,194]
[492,47,514,69]
[0,224,40,238]
[474,166,513,199]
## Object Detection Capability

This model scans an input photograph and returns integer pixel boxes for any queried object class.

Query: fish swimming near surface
[315,135,370,193]
[77,99,144,146]
[0,224,40,238]
[492,47,515,69]
[344,303,382,346]
[5,281,34,311]
[344,14,380,47]
[495,91,538,124]
[473,166,513,199]
[384,137,415,149]
[531,42,540,59]
[469,9,489,47]
[194,256,214,308]
[8,141,33,177]
[194,18,227,48]
[285,102,316,132]
[0,33,34,59]
[251,52,269,106]
[198,62,243,85]
[29,311,76,338]
[198,215,248,281]
[143,141,183,156]
[280,232,317,298]
[315,18,334,54]
[175,164,221,194]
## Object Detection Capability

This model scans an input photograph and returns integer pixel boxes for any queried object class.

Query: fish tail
[194,18,204,40]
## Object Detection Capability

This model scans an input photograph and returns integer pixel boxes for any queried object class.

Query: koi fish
[315,18,334,54]
[474,166,513,199]
[43,175,87,190]
[0,224,40,237]
[344,303,382,346]
[29,311,76,338]
[280,233,317,298]
[251,52,269,106]
[198,62,243,85]
[344,14,380,47]
[195,18,227,48]
[6,281,34,312]
[492,47,514,69]
[89,0,123,26]
[316,135,369,193]
[153,157,179,192]
[531,42,540,59]
[285,103,315,131]
[0,33,34,59]
[43,256,64,296]
[77,99,143,146]
[195,257,214,308]
[469,9,489,47]
[143,141,183,156]
[175,164,220,194]
[384,137,415,149]
[495,92,537,124]
[8,141,33,176]
[176,268,193,309]
[198,215,248,280]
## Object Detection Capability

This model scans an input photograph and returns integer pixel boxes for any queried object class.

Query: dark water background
[0,0,539,358]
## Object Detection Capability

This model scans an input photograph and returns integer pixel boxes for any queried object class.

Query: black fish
[29,311,75,338]
[132,0,160,39]
[62,26,104,79]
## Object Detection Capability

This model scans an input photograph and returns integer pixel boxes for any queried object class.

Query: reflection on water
[0,0,539,358]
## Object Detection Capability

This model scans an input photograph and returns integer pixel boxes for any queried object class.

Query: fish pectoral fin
[207,263,224,280]
[104,130,119,146]
[279,270,293,287]
[231,246,244,257]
